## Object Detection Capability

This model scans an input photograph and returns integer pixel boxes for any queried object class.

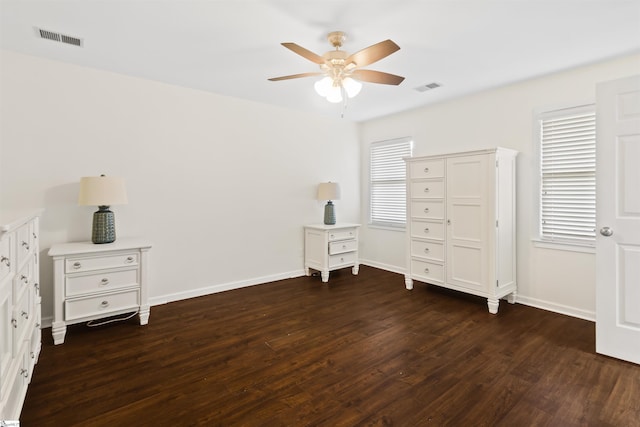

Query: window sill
[368,223,406,232]
[532,239,595,254]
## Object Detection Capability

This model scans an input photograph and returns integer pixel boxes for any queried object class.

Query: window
[369,137,413,228]
[537,104,596,247]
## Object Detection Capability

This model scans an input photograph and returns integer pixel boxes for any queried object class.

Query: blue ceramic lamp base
[324,201,336,225]
[92,205,116,244]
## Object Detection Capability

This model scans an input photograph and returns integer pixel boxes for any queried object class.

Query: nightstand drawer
[328,251,356,268]
[329,239,357,255]
[65,289,139,321]
[328,229,357,242]
[65,253,138,273]
[66,269,138,297]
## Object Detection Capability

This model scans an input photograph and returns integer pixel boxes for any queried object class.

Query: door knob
[600,227,613,237]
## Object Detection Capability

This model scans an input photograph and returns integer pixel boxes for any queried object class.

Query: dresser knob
[11,318,17,328]
[0,256,9,267]
[31,351,35,359]
[21,275,28,283]
[73,262,81,269]
[424,187,430,193]
[424,228,429,234]
[424,248,430,253]
[424,268,430,274]
[21,311,29,320]
[20,368,28,378]
[100,278,110,285]
[125,256,134,263]
[424,208,429,213]
[22,241,30,251]
[100,301,109,308]
[424,167,429,173]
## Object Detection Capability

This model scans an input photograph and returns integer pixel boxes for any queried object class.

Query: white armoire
[404,148,517,314]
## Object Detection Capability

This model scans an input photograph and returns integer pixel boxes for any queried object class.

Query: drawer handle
[342,244,347,249]
[21,275,28,283]
[424,268,430,274]
[424,167,429,173]
[330,234,335,239]
[424,228,429,234]
[100,300,109,308]
[424,248,430,253]
[424,187,430,193]
[100,278,110,286]
[22,241,30,251]
[447,219,451,225]
[424,208,429,213]
[20,368,28,378]
[34,282,40,291]
[11,318,17,328]
[125,256,134,263]
[36,322,41,328]
[0,256,9,267]
[21,311,29,320]
[31,351,35,359]
[340,257,344,262]
[33,232,38,240]
[73,262,82,269]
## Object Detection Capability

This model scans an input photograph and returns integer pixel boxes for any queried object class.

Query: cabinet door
[446,154,492,292]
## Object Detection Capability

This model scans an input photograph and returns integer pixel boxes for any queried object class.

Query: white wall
[358,53,640,320]
[0,50,360,324]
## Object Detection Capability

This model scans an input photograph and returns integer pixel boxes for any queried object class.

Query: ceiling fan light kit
[269,31,404,107]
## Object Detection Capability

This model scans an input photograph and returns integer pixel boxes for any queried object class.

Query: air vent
[415,82,441,92]
[36,28,83,47]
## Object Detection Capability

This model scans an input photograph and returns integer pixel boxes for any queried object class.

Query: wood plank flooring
[20,266,640,426]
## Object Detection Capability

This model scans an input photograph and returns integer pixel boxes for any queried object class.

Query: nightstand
[48,238,151,345]
[304,223,360,283]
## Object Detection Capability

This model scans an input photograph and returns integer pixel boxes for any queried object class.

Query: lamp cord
[86,310,139,327]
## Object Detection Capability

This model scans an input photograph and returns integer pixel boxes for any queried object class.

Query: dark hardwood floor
[21,266,639,426]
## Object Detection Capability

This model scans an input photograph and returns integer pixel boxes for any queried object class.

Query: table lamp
[78,175,128,244]
[317,182,341,225]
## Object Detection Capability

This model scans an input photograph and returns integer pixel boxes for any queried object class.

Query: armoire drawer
[410,240,444,262]
[410,159,445,179]
[411,259,444,283]
[410,180,445,198]
[410,220,445,240]
[410,200,444,220]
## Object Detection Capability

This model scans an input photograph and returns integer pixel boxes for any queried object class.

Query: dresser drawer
[66,269,139,297]
[16,224,33,268]
[410,180,444,198]
[410,159,445,179]
[328,228,357,242]
[13,259,33,304]
[410,240,444,262]
[410,221,445,241]
[329,239,357,255]
[0,235,11,282]
[65,289,139,321]
[65,253,138,273]
[410,200,444,220]
[411,259,444,284]
[328,251,357,268]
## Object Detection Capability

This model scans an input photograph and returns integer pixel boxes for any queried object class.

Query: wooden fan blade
[351,69,405,85]
[281,43,325,65]
[268,72,323,81]
[346,39,400,67]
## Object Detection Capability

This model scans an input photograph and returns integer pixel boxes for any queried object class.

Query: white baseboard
[359,259,406,276]
[515,294,595,322]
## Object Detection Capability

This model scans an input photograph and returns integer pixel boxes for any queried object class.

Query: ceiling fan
[268,31,404,103]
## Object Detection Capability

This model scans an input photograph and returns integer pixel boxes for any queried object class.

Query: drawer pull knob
[36,323,41,328]
[100,278,110,285]
[424,268,430,273]
[33,232,38,240]
[125,256,134,263]
[20,368,28,378]
[424,167,429,173]
[21,275,28,283]
[424,208,429,213]
[22,241,30,251]
[0,256,9,267]
[424,248,430,253]
[34,282,40,291]
[73,262,81,269]
[424,187,430,193]
[424,228,429,233]
[100,301,109,308]
[11,318,17,328]
[31,351,35,359]
[342,245,346,249]
[21,311,29,320]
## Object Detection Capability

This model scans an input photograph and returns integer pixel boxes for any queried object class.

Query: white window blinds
[370,138,413,227]
[539,106,596,245]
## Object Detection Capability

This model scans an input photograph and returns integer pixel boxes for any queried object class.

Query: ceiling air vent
[36,28,83,47]
[415,82,441,92]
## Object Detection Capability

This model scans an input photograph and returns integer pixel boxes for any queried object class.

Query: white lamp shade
[314,77,333,97]
[326,85,343,103]
[343,77,362,98]
[78,176,128,206]
[317,182,341,201]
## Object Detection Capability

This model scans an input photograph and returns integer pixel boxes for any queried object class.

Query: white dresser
[48,238,151,345]
[405,148,517,314]
[304,223,360,283]
[0,210,43,421]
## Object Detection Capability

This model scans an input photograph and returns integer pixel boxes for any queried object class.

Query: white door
[596,75,640,365]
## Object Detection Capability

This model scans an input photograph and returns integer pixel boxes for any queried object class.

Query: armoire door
[446,154,491,291]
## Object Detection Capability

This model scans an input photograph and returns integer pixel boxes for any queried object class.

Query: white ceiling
[2,0,639,122]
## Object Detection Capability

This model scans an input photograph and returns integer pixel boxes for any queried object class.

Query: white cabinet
[0,210,43,421]
[48,238,151,345]
[304,224,360,283]
[405,148,517,314]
